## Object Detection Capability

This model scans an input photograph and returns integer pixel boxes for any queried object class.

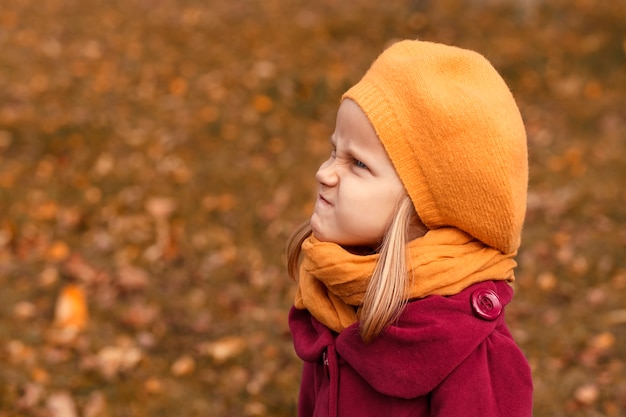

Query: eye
[354,159,367,169]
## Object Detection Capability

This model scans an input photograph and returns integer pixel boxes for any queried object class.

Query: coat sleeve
[429,328,533,417]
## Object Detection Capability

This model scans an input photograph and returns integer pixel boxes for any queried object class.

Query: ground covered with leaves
[0,0,625,416]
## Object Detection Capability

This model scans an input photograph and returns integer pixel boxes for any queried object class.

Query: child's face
[310,99,405,248]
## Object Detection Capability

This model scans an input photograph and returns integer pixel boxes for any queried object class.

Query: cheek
[343,184,402,233]
[370,183,405,224]
[366,197,397,227]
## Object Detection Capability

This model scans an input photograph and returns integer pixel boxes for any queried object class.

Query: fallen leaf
[144,377,164,394]
[83,391,109,417]
[252,94,273,113]
[54,284,88,332]
[202,336,246,363]
[96,344,142,380]
[116,265,150,291]
[170,355,196,377]
[145,197,176,219]
[574,383,599,405]
[46,391,78,417]
[45,241,70,262]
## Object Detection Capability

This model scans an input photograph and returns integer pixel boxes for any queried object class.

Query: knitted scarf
[294,227,517,333]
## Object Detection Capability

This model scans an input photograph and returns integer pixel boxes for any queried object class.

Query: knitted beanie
[343,40,528,254]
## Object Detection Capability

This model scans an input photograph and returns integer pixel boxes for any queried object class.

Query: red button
[471,289,502,320]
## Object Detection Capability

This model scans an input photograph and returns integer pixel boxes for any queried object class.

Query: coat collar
[290,281,513,399]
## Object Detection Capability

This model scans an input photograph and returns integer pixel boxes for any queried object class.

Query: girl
[287,40,533,416]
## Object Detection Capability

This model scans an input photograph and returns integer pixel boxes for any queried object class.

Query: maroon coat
[289,280,533,417]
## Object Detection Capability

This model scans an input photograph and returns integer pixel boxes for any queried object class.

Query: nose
[315,158,338,187]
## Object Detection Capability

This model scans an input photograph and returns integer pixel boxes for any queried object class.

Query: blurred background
[0,0,625,416]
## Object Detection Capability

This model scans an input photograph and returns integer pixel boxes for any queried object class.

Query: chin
[309,218,326,241]
[311,232,330,243]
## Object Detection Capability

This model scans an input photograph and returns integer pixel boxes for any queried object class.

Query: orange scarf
[294,227,517,333]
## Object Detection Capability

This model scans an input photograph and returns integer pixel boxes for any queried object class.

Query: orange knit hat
[343,40,528,254]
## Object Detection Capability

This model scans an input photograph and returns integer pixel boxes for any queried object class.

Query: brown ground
[1,0,625,416]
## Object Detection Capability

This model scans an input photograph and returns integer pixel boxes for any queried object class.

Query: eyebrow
[329,134,369,163]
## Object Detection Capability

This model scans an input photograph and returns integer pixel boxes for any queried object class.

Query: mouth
[318,194,332,206]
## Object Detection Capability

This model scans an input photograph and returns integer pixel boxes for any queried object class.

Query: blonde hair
[286,195,418,343]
